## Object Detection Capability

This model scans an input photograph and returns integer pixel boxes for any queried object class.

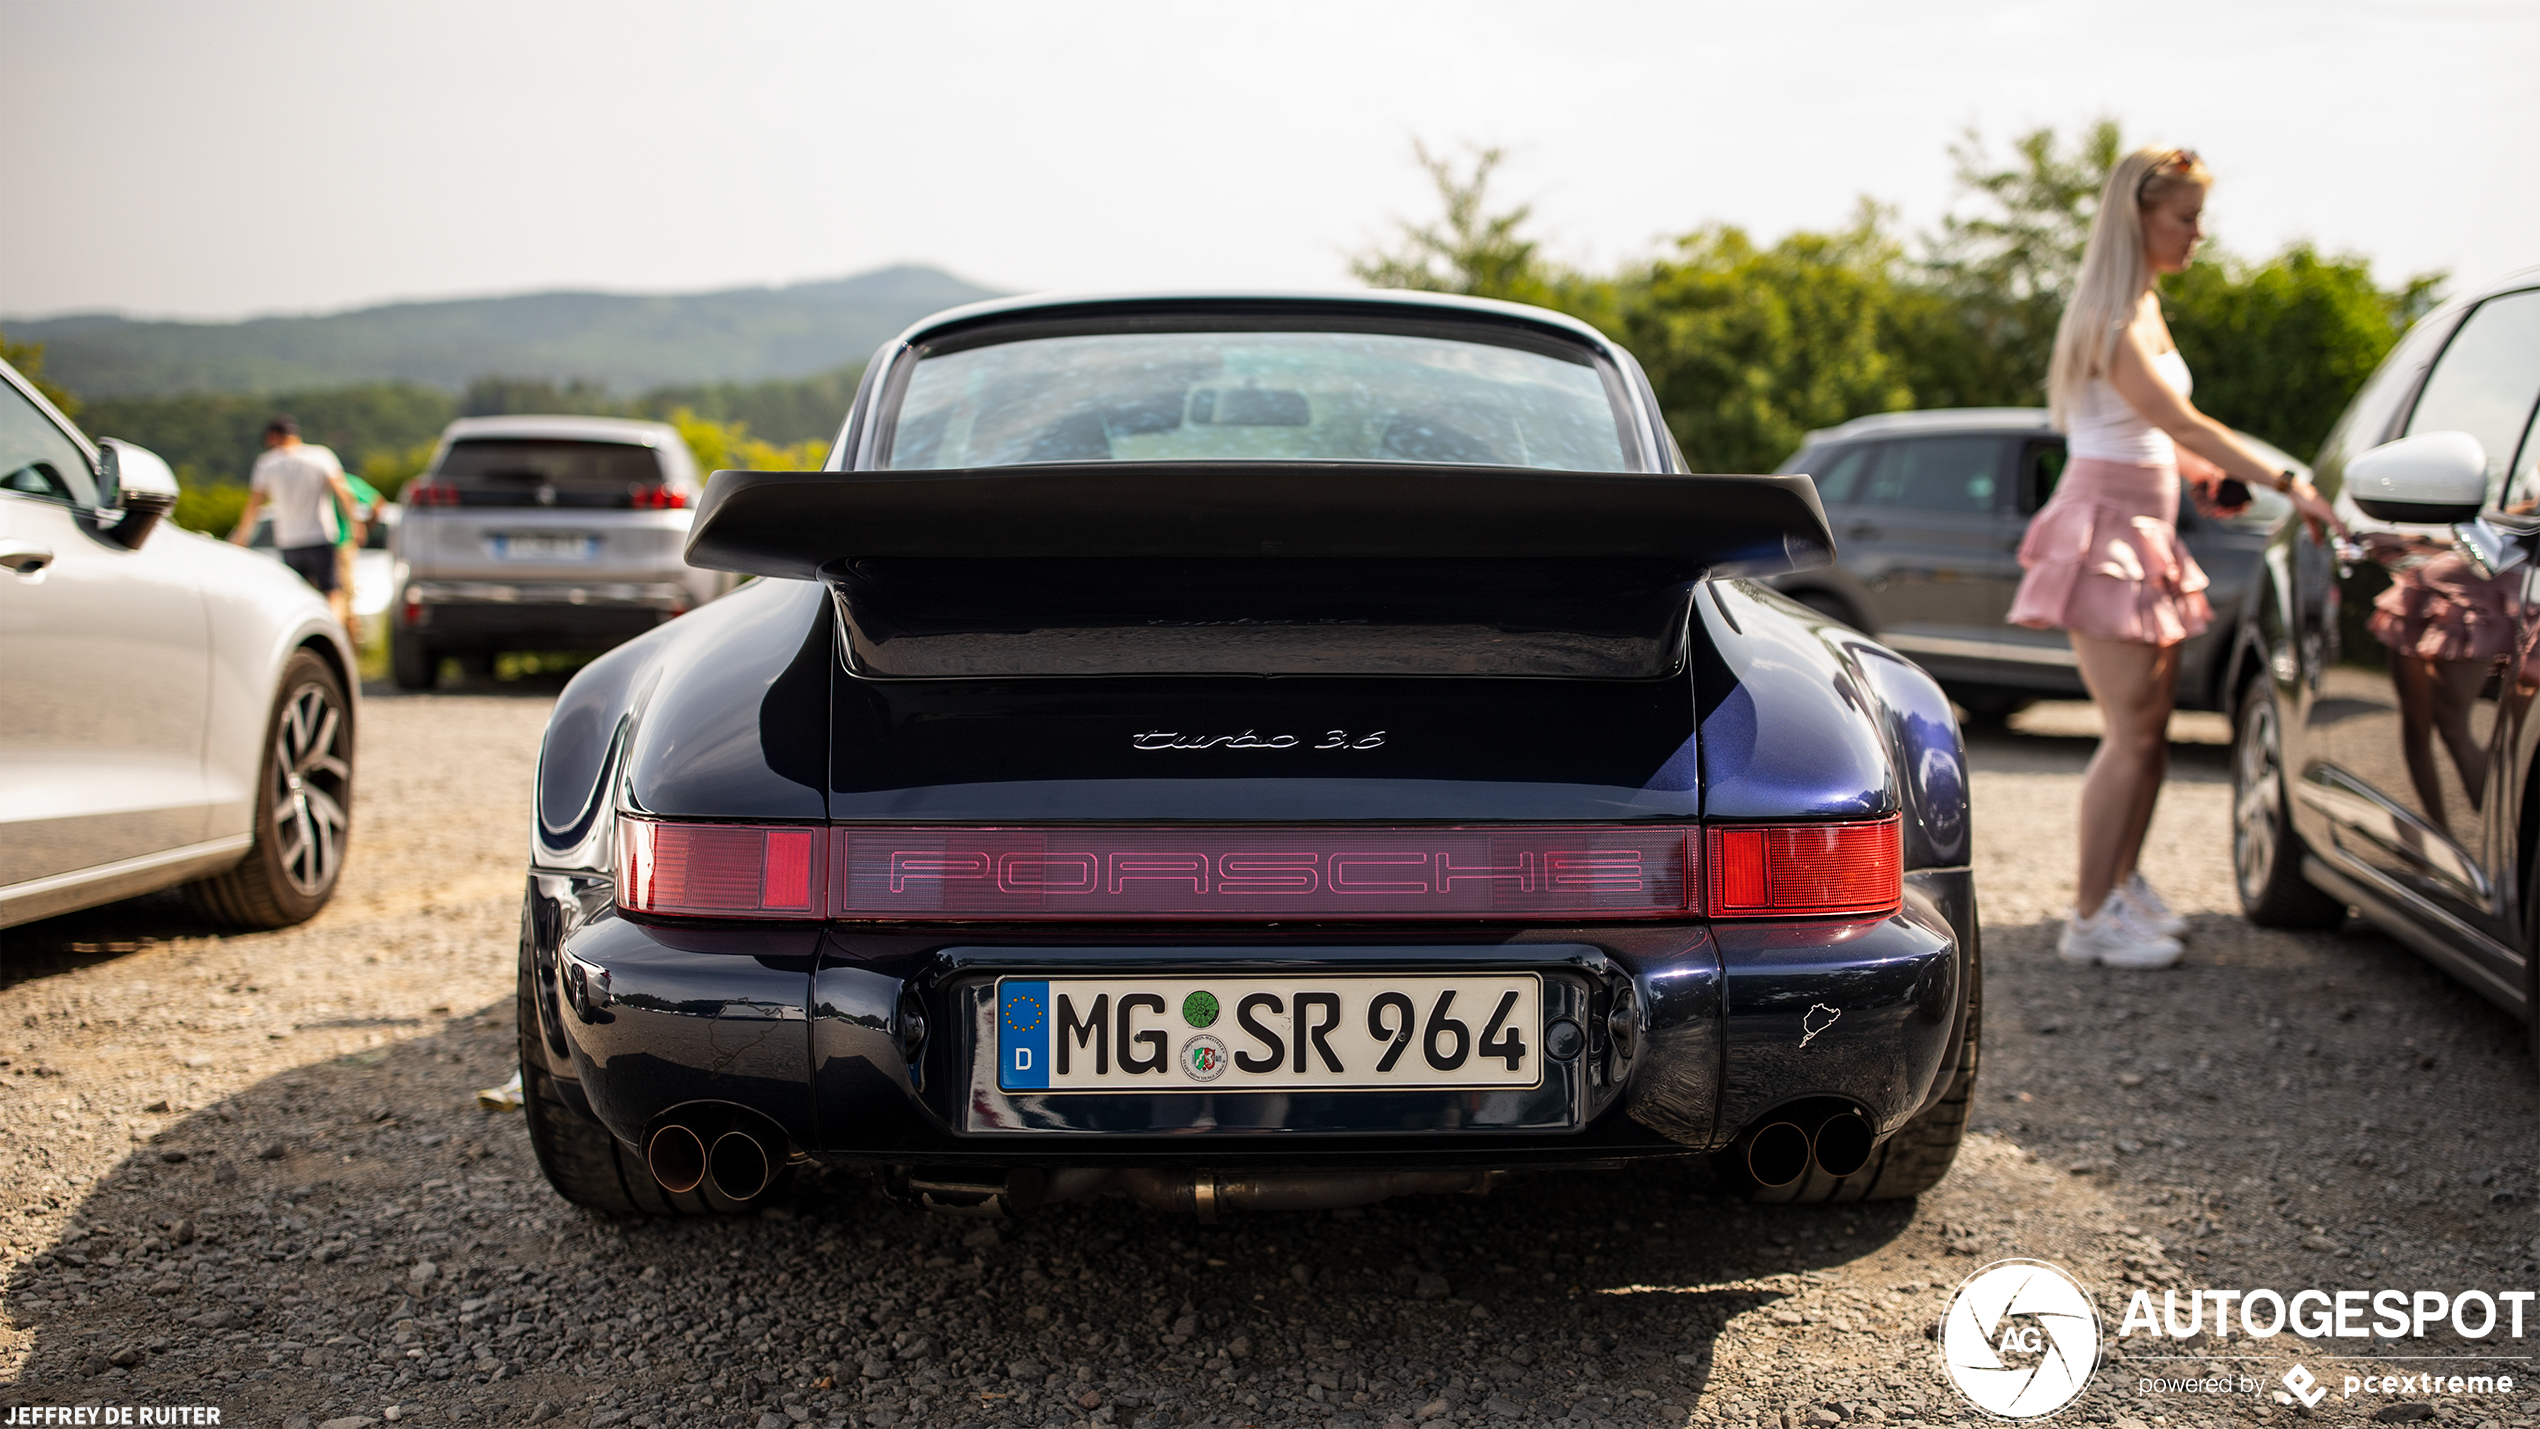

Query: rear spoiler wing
[688,462,1830,576]
[685,462,1834,679]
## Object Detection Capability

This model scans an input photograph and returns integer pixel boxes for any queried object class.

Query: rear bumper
[402,580,686,647]
[521,868,1972,1168]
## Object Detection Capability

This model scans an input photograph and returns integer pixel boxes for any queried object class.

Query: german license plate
[996,975,1541,1092]
[490,532,598,561]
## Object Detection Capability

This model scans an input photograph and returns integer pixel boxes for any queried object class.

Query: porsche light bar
[615,817,1902,921]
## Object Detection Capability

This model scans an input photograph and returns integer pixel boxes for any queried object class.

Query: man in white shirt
[231,415,361,632]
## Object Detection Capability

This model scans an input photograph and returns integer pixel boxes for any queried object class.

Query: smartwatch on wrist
[2277,469,2297,494]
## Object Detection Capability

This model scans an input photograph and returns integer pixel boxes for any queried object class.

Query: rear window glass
[436,439,664,488]
[1808,445,1877,504]
[881,329,1627,471]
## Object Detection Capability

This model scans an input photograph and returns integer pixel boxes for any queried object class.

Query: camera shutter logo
[1937,1259,2101,1418]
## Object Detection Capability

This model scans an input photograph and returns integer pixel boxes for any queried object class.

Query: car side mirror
[96,439,182,550]
[2346,431,2487,525]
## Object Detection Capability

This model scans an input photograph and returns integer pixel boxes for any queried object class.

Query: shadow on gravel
[1,888,235,992]
[1976,905,2540,1301]
[2,999,1926,1429]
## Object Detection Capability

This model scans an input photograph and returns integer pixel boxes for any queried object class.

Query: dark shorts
[281,543,340,593]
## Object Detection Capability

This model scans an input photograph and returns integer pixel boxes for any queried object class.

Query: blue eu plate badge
[1000,980,1049,1090]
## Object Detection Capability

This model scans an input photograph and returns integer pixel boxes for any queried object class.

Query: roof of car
[440,415,681,445]
[887,289,1627,356]
[1800,408,2054,446]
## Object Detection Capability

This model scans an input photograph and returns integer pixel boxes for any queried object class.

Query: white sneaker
[2115,871,2187,937]
[2057,903,2183,969]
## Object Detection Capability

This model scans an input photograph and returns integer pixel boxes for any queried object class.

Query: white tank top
[2066,348,2190,464]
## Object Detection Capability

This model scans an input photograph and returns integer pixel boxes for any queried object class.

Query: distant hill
[6,265,1008,399]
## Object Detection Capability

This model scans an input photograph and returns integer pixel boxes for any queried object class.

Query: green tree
[668,408,827,478]
[460,376,619,418]
[2163,244,2445,460]
[631,366,862,447]
[1351,143,1545,300]
[1615,207,1920,473]
[1354,128,2450,471]
[1915,121,2124,407]
[0,328,82,417]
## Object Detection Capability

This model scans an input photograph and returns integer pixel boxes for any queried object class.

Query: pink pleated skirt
[2008,458,2211,648]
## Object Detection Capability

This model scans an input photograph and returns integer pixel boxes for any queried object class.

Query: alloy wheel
[2233,696,2284,904]
[270,683,352,897]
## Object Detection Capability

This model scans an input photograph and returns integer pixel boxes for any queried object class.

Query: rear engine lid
[827,672,1702,822]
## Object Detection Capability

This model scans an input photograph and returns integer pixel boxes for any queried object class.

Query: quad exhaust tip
[1737,1104,1876,1189]
[644,1124,707,1196]
[1743,1121,1811,1189]
[708,1130,773,1202]
[1811,1111,1875,1178]
[645,1114,783,1203]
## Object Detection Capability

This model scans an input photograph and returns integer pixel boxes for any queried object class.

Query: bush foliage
[1354,126,2444,470]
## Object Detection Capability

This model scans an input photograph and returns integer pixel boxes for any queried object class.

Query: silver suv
[389,415,724,688]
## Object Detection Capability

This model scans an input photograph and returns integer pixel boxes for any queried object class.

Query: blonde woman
[2008,147,2337,968]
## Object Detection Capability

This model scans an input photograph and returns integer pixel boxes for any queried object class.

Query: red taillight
[405,480,457,507]
[630,485,689,509]
[618,819,824,918]
[1705,818,1901,918]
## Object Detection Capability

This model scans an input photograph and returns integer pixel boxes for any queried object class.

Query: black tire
[516,936,780,1216]
[2523,859,2540,1074]
[186,649,353,929]
[2232,679,2345,928]
[518,973,673,1216]
[390,627,435,690]
[1725,907,1981,1203]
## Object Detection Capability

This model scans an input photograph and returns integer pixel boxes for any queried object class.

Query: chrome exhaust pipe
[708,1129,774,1203]
[901,1167,1048,1219]
[644,1123,707,1195]
[1811,1111,1875,1178]
[1741,1121,1811,1189]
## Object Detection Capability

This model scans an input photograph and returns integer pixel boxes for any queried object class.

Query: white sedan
[0,359,359,929]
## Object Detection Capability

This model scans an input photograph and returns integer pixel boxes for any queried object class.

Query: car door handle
[0,539,53,576]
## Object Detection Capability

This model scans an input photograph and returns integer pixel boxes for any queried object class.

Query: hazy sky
[3,0,2532,322]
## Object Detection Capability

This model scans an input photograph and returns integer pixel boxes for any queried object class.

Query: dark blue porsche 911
[515,291,1981,1219]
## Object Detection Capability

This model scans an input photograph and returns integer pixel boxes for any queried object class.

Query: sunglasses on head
[2137,149,2202,200]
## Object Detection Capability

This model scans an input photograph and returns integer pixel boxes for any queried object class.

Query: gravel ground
[4,687,2536,1429]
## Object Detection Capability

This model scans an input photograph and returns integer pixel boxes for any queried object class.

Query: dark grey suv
[1767,408,2299,718]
